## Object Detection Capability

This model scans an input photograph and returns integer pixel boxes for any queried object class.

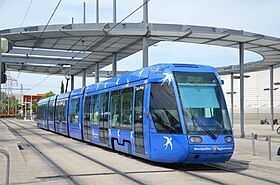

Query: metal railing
[0,148,10,185]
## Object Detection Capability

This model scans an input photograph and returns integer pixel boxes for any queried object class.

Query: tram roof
[1,23,280,76]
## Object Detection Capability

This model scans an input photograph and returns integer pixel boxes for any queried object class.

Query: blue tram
[36,63,234,163]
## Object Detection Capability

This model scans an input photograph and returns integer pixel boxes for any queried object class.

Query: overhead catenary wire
[13,0,33,81]
[24,75,51,94]
[21,0,63,93]
[62,0,151,73]
[18,0,148,94]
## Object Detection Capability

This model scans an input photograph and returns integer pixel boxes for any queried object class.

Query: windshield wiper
[192,116,217,140]
[188,106,217,140]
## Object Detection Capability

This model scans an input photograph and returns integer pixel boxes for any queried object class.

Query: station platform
[0,118,279,185]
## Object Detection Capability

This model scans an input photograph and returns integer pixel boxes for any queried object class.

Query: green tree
[60,80,64,93]
[40,91,55,100]
[34,91,56,113]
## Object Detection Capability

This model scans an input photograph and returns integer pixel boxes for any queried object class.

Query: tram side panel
[48,95,57,132]
[68,88,85,140]
[55,93,70,136]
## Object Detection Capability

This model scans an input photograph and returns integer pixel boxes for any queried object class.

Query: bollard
[251,133,256,156]
[268,135,272,161]
[0,148,10,185]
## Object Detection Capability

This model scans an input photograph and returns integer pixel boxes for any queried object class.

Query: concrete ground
[0,118,279,185]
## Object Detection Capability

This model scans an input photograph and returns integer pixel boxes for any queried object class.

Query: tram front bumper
[186,144,234,163]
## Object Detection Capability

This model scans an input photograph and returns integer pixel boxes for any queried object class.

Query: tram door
[83,96,91,142]
[100,93,109,145]
[134,85,145,154]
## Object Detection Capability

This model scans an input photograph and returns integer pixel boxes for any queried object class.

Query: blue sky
[1,0,279,95]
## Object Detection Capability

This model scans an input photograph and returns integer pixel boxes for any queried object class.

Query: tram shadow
[158,159,249,173]
[85,143,249,173]
[129,154,250,173]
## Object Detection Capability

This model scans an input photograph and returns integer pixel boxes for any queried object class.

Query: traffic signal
[1,62,7,84]
[1,38,13,53]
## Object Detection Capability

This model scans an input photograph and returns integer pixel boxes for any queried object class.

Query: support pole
[113,0,117,23]
[270,65,274,131]
[83,2,86,24]
[30,95,33,120]
[112,53,117,77]
[142,0,149,68]
[96,0,99,23]
[239,42,245,138]
[0,36,2,93]
[24,100,27,120]
[71,75,74,91]
[21,84,23,116]
[230,73,234,129]
[82,69,86,87]
[268,135,272,161]
[251,133,256,156]
[95,62,99,83]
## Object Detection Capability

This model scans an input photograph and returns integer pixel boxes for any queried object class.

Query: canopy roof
[1,23,280,76]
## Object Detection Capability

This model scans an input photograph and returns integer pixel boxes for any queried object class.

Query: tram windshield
[174,72,232,135]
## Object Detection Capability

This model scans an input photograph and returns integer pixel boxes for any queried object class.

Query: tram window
[69,97,80,123]
[120,88,133,129]
[150,83,182,134]
[57,100,66,124]
[49,102,54,121]
[92,95,99,125]
[55,102,60,121]
[110,90,121,127]
[61,100,66,124]
[134,85,144,124]
[84,96,91,126]
[100,93,109,123]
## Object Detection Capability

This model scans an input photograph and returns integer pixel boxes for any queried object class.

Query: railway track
[2,118,280,185]
[1,118,147,185]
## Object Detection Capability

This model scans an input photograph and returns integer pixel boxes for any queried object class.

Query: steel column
[83,2,86,24]
[95,62,99,83]
[239,42,245,138]
[71,75,74,90]
[112,53,117,77]
[113,0,117,23]
[0,36,2,93]
[82,69,86,87]
[96,0,99,23]
[270,65,274,131]
[142,0,149,68]
[231,73,234,129]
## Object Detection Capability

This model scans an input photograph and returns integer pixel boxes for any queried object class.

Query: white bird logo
[104,82,108,88]
[96,84,100,90]
[126,77,131,87]
[116,78,120,85]
[130,131,134,139]
[163,136,173,151]
[138,69,144,78]
[117,129,120,137]
[161,73,173,85]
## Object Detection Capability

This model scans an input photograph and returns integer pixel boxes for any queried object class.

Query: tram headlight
[190,136,202,143]
[224,136,233,143]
